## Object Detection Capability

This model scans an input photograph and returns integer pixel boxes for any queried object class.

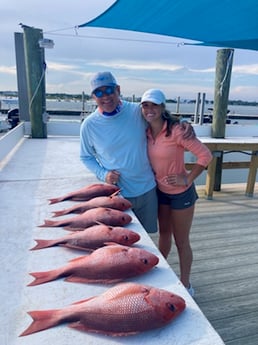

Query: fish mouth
[139,254,159,268]
[169,295,186,314]
[151,256,159,266]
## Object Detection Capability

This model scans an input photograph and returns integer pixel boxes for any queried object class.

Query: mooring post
[199,93,206,125]
[23,26,47,138]
[212,49,234,138]
[212,48,234,191]
[14,32,30,122]
[176,96,180,114]
[194,92,201,124]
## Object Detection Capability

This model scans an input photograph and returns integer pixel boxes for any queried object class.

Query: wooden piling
[212,48,234,190]
[23,26,47,138]
[14,32,30,121]
[212,49,234,138]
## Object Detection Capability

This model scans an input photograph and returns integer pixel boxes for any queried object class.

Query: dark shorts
[157,184,199,210]
[126,187,158,233]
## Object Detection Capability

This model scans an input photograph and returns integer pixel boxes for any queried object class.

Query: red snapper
[28,244,159,286]
[48,183,120,204]
[52,195,132,217]
[20,282,186,337]
[30,224,140,251]
[38,207,132,231]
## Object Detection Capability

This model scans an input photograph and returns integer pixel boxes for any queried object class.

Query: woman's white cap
[141,89,166,105]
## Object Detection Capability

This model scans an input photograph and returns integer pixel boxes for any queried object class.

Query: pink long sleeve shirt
[146,123,213,194]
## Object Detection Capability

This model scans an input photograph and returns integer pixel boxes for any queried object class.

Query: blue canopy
[79,0,258,51]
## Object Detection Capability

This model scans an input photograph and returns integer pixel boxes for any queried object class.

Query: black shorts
[157,184,199,210]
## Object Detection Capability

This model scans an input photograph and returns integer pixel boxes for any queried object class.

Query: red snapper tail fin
[30,239,57,250]
[27,269,60,286]
[20,310,60,336]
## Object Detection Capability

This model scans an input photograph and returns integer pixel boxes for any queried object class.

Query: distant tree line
[0,91,257,106]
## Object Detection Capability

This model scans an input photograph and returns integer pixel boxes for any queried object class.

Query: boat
[0,114,10,132]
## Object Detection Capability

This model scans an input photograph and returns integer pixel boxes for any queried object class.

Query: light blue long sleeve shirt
[80,101,156,198]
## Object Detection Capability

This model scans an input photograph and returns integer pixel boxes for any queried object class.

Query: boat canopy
[79,0,258,51]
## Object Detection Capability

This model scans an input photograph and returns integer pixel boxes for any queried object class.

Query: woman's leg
[158,204,174,258]
[171,205,195,287]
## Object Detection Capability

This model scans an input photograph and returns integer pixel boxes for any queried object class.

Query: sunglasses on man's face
[93,86,116,98]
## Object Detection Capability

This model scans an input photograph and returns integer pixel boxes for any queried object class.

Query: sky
[1,0,258,101]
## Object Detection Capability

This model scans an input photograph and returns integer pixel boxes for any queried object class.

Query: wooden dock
[150,183,258,345]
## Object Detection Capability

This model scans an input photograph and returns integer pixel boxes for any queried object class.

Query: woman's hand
[164,174,188,186]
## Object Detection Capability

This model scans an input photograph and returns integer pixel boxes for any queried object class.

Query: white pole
[176,96,180,114]
[199,93,206,125]
[194,92,200,124]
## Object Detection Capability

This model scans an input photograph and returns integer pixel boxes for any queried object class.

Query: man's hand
[106,170,120,185]
[179,121,196,140]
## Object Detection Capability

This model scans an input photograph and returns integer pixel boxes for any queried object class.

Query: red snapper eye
[168,303,176,312]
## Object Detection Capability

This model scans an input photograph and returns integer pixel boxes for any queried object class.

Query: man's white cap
[90,72,117,92]
[141,89,166,105]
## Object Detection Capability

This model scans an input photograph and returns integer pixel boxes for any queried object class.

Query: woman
[141,89,212,296]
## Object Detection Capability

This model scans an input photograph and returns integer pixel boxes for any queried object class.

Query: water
[45,100,258,125]
[167,102,258,116]
[47,100,258,117]
[1,97,258,125]
[165,102,258,125]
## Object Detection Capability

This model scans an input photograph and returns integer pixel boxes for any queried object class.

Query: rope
[43,27,188,46]
[224,150,257,156]
[29,63,46,112]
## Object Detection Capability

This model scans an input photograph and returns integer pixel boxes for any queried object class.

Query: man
[80,71,193,233]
